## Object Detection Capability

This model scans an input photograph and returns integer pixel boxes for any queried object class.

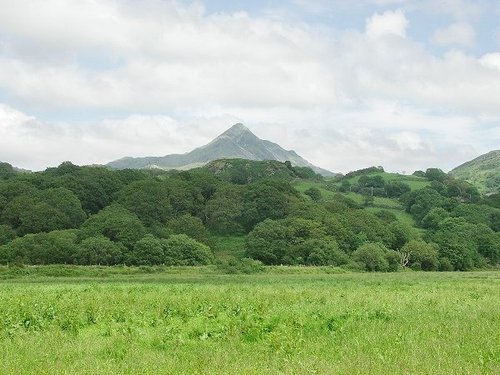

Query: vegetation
[449,149,500,195]
[0,159,498,271]
[0,268,498,374]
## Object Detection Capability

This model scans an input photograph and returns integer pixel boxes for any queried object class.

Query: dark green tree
[79,204,146,249]
[304,187,322,202]
[352,243,390,272]
[76,235,124,265]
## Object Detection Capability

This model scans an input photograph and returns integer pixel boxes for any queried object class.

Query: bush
[167,214,212,246]
[403,240,439,271]
[75,236,124,265]
[162,234,214,266]
[0,230,78,265]
[385,250,401,272]
[129,235,164,266]
[299,239,349,266]
[352,243,389,272]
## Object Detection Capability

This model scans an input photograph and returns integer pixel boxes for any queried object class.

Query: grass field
[1,267,499,374]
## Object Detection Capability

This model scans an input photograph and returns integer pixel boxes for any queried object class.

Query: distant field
[1,267,498,374]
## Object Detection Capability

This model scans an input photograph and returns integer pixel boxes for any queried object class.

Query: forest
[0,159,498,271]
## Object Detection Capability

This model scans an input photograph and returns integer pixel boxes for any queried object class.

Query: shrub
[162,234,214,266]
[403,240,439,271]
[75,236,124,265]
[352,243,389,272]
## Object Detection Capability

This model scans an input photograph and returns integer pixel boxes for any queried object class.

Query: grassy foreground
[0,267,499,374]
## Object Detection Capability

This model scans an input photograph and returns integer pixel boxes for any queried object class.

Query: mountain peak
[106,123,336,176]
[220,123,252,137]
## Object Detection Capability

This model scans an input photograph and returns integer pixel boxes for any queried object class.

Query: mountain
[449,150,500,195]
[107,123,336,176]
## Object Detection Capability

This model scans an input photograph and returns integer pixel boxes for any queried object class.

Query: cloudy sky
[0,0,499,173]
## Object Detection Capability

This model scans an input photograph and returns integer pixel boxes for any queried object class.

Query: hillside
[107,123,336,176]
[450,150,500,194]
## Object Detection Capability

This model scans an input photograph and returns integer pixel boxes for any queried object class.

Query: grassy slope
[294,172,423,227]
[0,268,498,374]
[213,235,246,260]
[450,150,500,195]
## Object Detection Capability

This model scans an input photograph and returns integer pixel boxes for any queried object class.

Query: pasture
[1,267,499,374]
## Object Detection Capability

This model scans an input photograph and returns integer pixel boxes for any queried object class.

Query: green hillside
[450,150,500,195]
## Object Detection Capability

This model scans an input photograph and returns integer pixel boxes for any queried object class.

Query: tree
[425,168,447,182]
[470,225,500,265]
[401,240,439,271]
[431,218,477,270]
[304,187,322,202]
[389,221,419,250]
[204,185,244,235]
[75,236,124,265]
[385,181,411,198]
[0,230,78,265]
[56,166,124,214]
[167,214,211,246]
[339,210,395,248]
[352,243,389,272]
[79,204,146,249]
[241,181,296,231]
[0,162,15,180]
[421,207,449,230]
[128,234,164,265]
[403,188,444,224]
[119,179,173,226]
[244,219,293,265]
[162,234,214,266]
[0,224,16,245]
[300,238,348,266]
[245,217,328,265]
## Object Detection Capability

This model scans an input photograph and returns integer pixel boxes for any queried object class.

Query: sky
[0,0,499,174]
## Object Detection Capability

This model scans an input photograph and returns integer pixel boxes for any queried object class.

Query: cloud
[365,9,408,38]
[432,23,476,48]
[0,1,498,174]
[0,0,337,112]
[0,103,236,170]
[480,53,500,70]
[0,101,488,174]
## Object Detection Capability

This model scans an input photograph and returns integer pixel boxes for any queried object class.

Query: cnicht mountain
[449,150,500,195]
[107,123,336,176]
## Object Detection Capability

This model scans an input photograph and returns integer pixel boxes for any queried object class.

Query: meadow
[1,266,499,374]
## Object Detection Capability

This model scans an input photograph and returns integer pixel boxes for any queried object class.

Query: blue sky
[0,0,499,172]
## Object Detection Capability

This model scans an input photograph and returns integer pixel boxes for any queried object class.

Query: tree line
[0,160,498,271]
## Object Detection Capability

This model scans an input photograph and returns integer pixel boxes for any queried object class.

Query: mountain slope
[449,150,500,194]
[107,123,336,176]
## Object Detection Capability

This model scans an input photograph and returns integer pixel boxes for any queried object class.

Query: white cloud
[0,0,337,112]
[365,10,408,38]
[0,102,488,174]
[480,53,500,70]
[0,1,498,174]
[433,23,476,48]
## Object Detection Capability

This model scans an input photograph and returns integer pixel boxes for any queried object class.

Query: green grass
[293,180,337,200]
[1,267,499,374]
[364,207,416,227]
[343,172,430,191]
[213,235,246,260]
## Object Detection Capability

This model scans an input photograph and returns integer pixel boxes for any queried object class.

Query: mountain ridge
[450,150,500,195]
[107,123,336,176]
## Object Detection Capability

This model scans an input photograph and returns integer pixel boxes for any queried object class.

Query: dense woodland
[0,159,498,271]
